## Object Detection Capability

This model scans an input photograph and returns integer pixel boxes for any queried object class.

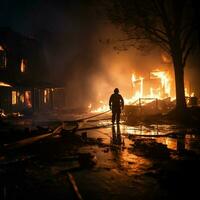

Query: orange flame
[91,68,194,112]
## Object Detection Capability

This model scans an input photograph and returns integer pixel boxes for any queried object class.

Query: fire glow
[123,70,173,105]
[0,81,12,87]
[90,69,193,113]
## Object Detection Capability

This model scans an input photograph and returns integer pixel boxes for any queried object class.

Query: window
[20,58,27,72]
[44,89,50,103]
[12,91,17,105]
[25,91,32,108]
[19,93,24,103]
[0,45,7,69]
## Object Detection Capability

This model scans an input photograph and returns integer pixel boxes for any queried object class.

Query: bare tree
[104,0,198,114]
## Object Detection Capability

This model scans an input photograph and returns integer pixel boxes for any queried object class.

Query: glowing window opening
[12,91,17,105]
[20,58,26,72]
[20,94,24,103]
[25,91,32,108]
[44,89,50,103]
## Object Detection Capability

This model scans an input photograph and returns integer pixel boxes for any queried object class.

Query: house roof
[6,80,64,89]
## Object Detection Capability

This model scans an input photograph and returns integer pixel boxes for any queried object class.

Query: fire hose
[77,110,111,122]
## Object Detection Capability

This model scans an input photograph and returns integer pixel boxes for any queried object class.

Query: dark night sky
[0,0,145,108]
[1,0,200,109]
[0,0,109,108]
[0,0,83,32]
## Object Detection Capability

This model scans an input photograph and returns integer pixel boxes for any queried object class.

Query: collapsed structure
[91,68,198,114]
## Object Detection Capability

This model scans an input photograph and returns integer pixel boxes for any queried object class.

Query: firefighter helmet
[114,88,119,93]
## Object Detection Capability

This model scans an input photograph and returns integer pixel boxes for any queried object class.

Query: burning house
[123,69,198,118]
[0,28,65,115]
[91,67,197,115]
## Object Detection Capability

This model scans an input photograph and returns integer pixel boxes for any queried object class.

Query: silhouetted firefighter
[109,88,124,124]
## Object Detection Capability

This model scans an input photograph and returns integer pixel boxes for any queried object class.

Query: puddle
[1,114,200,200]
[80,119,200,166]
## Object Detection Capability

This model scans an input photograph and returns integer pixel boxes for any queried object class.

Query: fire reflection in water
[124,124,200,154]
[109,124,151,174]
[111,124,124,146]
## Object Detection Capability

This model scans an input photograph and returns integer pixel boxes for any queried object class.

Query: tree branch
[183,45,193,67]
[181,27,194,54]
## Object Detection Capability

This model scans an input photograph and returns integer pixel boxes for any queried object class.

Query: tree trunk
[173,58,187,115]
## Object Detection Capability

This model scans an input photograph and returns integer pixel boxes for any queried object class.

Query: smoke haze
[1,0,199,109]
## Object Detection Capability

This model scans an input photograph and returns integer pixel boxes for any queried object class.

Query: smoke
[37,17,171,109]
[2,0,199,110]
[185,52,200,95]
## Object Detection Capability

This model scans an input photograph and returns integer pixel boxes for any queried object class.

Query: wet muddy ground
[1,113,200,200]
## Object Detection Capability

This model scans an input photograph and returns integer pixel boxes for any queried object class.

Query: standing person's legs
[112,111,116,124]
[116,111,120,124]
